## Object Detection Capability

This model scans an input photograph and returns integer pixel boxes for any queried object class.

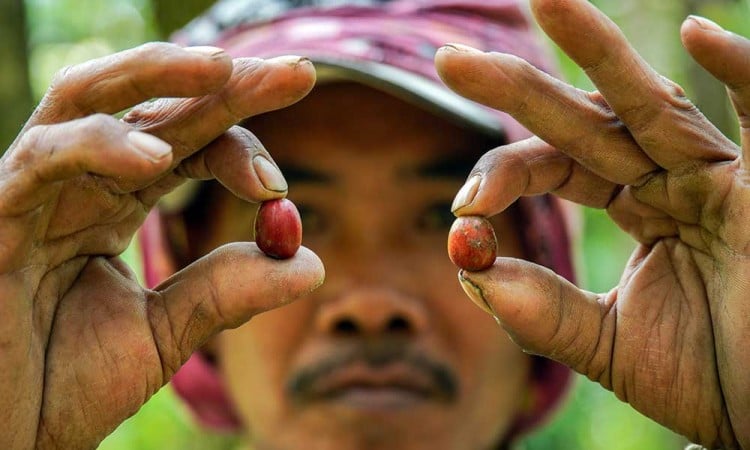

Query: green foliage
[25,0,159,100]
[100,386,241,450]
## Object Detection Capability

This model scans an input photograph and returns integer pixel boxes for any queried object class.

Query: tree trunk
[0,0,32,151]
[152,0,217,38]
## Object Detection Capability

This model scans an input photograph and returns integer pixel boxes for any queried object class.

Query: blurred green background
[3,0,749,448]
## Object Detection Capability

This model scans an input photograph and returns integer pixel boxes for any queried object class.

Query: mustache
[286,339,459,404]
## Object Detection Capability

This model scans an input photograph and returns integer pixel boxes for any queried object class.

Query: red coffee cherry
[254,198,302,259]
[447,216,497,271]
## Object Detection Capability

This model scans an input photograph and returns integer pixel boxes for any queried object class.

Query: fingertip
[458,269,496,316]
[230,56,316,114]
[683,15,725,34]
[290,245,326,291]
[451,174,482,214]
[434,44,487,90]
[249,244,325,313]
[265,55,317,96]
[183,45,229,60]
[529,0,579,37]
[250,243,326,300]
[460,258,540,321]
[680,15,732,55]
[437,43,484,56]
[680,16,706,48]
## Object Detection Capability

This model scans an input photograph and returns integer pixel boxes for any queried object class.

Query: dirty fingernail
[452,174,482,213]
[440,43,483,54]
[253,155,288,192]
[128,131,172,161]
[269,55,311,67]
[458,271,495,316]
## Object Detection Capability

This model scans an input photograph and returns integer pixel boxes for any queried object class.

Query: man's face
[188,83,531,450]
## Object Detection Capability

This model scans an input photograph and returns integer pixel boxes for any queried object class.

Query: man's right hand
[0,43,324,449]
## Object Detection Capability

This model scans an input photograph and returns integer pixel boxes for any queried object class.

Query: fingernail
[687,15,724,32]
[253,155,288,192]
[441,43,483,54]
[128,131,172,160]
[459,271,495,317]
[269,55,311,67]
[184,45,227,58]
[452,174,481,213]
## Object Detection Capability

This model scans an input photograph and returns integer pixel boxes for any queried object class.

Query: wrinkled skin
[0,44,324,449]
[436,0,750,448]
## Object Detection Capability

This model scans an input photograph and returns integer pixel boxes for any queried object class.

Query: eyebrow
[278,163,332,183]
[413,135,506,179]
[278,139,505,182]
[411,153,483,179]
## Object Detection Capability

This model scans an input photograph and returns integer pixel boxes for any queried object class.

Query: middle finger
[530,0,737,168]
[123,56,314,162]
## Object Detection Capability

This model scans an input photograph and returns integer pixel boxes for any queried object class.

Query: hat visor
[313,57,506,140]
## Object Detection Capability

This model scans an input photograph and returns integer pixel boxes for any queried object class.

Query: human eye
[415,201,455,232]
[296,203,328,235]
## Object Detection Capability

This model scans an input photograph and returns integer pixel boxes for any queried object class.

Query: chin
[259,425,452,450]
[251,403,488,450]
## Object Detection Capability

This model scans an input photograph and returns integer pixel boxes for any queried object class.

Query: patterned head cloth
[139,0,576,444]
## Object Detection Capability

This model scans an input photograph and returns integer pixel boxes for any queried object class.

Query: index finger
[25,43,233,129]
[530,0,737,167]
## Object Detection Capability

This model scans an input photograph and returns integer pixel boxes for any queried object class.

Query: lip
[305,362,438,409]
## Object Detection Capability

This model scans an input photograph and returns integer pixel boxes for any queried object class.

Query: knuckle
[49,64,78,92]
[228,125,263,152]
[13,124,49,165]
[82,112,118,131]
[588,91,619,124]
[75,114,121,145]
[476,147,510,175]
[148,293,187,379]
[45,62,95,116]
[659,75,687,99]
[499,54,537,113]
[229,124,260,143]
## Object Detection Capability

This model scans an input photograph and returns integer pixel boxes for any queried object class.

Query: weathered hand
[436,0,750,448]
[0,43,324,449]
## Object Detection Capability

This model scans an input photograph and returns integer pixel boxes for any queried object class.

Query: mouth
[299,362,442,410]
[286,340,459,411]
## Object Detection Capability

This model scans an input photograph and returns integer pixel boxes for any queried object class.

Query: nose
[315,286,429,338]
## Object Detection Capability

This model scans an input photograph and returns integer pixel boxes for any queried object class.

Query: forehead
[243,82,500,171]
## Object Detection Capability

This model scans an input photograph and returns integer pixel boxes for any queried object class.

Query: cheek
[218,302,312,427]
[444,308,531,436]
[425,255,531,432]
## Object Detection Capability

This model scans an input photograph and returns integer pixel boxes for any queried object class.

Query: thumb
[148,242,324,378]
[459,258,614,383]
